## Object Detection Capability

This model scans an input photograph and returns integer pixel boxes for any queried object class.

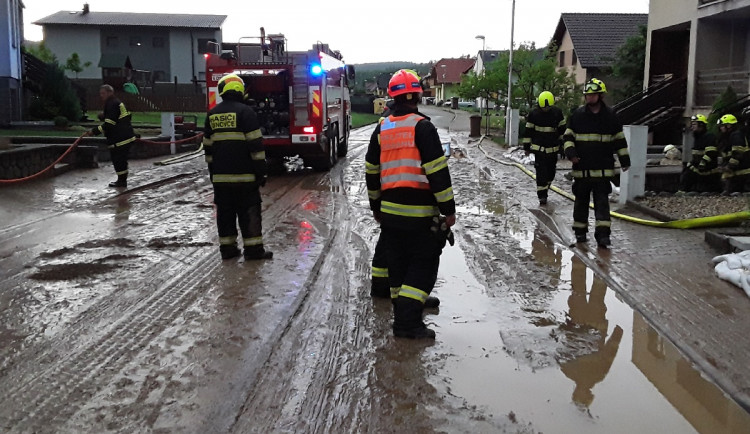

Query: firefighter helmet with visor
[538,91,555,108]
[388,69,422,98]
[690,114,708,125]
[218,74,245,96]
[583,78,607,94]
[717,114,738,125]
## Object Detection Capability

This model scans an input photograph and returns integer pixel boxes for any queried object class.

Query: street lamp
[475,35,485,53]
[506,0,516,143]
[476,35,489,135]
[440,64,447,103]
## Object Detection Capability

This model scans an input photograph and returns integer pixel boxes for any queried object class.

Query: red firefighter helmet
[387,69,422,98]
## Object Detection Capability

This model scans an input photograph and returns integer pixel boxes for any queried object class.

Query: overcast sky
[23,0,650,64]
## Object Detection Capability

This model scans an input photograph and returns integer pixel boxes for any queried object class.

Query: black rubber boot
[244,247,273,260]
[393,297,435,339]
[596,236,611,249]
[220,245,241,260]
[424,296,440,309]
[108,174,127,188]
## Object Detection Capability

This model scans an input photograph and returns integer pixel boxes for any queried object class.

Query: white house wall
[0,0,23,79]
[168,29,221,84]
[557,30,585,85]
[43,26,101,79]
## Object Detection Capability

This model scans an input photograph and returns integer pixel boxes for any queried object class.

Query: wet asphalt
[0,108,749,433]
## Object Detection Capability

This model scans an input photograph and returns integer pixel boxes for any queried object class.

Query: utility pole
[506,0,516,143]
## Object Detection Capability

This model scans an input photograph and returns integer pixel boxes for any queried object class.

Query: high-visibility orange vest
[379,113,430,191]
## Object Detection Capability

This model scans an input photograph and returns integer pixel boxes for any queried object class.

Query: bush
[27,63,82,122]
[53,116,69,129]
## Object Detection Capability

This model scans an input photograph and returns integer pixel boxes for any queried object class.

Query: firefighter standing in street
[677,114,720,193]
[717,114,750,195]
[203,74,272,260]
[85,84,136,188]
[365,69,456,339]
[564,78,630,248]
[523,91,566,205]
[370,98,440,309]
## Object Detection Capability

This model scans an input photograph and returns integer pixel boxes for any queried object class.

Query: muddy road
[1,108,749,433]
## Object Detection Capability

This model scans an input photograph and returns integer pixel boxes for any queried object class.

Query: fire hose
[0,133,203,185]
[476,138,750,229]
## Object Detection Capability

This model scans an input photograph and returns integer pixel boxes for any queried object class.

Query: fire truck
[205,31,355,171]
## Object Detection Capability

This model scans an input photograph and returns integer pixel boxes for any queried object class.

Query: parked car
[457,101,475,108]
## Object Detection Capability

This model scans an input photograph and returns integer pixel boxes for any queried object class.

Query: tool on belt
[431,216,455,247]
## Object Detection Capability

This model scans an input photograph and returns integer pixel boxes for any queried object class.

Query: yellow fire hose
[477,139,750,229]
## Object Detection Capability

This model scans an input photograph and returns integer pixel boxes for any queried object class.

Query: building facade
[1,0,24,125]
[644,0,750,112]
[34,8,225,89]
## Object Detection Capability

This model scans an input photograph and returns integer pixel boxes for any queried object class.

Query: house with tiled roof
[429,57,475,103]
[34,5,225,89]
[552,13,648,97]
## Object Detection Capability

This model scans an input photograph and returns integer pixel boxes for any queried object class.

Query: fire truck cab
[205,33,354,171]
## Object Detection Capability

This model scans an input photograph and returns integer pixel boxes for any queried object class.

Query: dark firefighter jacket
[365,106,455,230]
[203,96,267,187]
[523,106,566,154]
[563,103,631,179]
[691,130,719,174]
[90,96,136,149]
[721,128,750,176]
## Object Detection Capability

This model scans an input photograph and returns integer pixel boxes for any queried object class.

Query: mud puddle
[425,229,750,433]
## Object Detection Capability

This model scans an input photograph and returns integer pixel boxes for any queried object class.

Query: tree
[24,41,57,64]
[458,42,580,116]
[28,63,82,122]
[63,53,92,79]
[611,25,647,101]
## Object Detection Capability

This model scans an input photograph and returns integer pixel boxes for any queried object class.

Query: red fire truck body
[205,35,354,171]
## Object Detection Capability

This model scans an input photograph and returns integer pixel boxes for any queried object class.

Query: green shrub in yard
[28,63,81,122]
[53,116,69,129]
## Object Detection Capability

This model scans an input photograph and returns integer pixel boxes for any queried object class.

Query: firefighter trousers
[572,179,611,239]
[370,233,390,298]
[380,225,442,303]
[723,172,750,193]
[534,153,558,200]
[213,185,265,254]
[680,168,721,192]
[110,143,131,178]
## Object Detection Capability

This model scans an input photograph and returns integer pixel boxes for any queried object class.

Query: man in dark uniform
[365,69,456,339]
[85,84,136,188]
[678,114,720,193]
[204,74,272,260]
[564,78,630,248]
[717,114,750,194]
[523,90,566,205]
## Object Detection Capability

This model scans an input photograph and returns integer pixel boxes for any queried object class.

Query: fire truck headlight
[311,64,323,76]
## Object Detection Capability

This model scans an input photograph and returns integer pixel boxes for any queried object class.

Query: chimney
[82,3,90,14]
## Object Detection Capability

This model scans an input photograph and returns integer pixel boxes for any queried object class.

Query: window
[130,37,142,47]
[572,50,578,67]
[153,37,164,48]
[106,36,118,47]
[198,38,217,54]
[559,51,566,67]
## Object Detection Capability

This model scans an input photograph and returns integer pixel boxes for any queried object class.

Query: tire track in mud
[228,135,377,433]
[0,162,329,431]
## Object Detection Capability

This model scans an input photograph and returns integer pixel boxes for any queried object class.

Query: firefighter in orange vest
[365,69,456,339]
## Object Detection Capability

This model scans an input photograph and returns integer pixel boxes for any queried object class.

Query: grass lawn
[86,111,206,126]
[0,127,88,137]
[351,112,381,128]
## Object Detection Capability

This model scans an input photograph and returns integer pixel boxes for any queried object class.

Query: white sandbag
[713,251,750,297]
